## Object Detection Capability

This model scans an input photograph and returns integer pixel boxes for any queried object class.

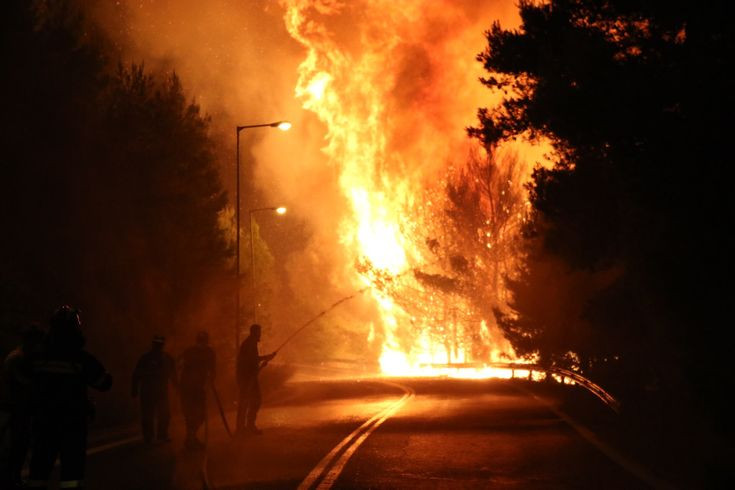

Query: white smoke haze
[85,0,543,365]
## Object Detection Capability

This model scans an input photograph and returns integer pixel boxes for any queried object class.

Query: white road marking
[522,387,675,490]
[298,381,414,490]
[297,405,394,490]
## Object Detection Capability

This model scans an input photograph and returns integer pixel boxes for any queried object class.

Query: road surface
[84,377,652,489]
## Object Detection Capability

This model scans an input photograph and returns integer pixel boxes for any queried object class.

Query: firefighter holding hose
[236,324,275,435]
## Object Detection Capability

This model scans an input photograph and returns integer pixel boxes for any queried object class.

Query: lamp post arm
[237,121,284,131]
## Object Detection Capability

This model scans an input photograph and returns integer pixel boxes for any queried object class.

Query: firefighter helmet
[48,305,84,350]
[50,305,81,330]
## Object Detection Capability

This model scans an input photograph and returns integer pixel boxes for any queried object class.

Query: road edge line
[520,386,675,490]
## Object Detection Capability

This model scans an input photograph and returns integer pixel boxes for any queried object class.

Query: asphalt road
[83,377,652,489]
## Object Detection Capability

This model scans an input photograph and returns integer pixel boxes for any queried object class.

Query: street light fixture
[249,206,287,324]
[235,121,290,349]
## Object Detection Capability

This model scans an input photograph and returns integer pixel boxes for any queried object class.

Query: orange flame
[283,0,535,378]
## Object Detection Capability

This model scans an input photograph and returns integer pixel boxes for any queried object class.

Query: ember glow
[85,0,550,377]
[283,0,539,378]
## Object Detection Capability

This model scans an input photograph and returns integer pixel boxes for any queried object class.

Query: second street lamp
[235,122,290,350]
[249,206,287,323]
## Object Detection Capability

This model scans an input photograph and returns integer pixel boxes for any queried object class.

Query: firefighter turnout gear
[1,323,43,488]
[236,324,275,434]
[27,306,112,490]
[1,345,34,486]
[179,332,215,449]
[132,336,177,443]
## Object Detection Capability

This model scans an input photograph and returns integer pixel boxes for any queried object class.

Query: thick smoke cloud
[83,0,526,363]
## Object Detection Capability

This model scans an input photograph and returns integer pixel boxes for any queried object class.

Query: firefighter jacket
[237,335,263,386]
[179,344,215,389]
[132,350,176,397]
[29,348,112,414]
[0,348,31,412]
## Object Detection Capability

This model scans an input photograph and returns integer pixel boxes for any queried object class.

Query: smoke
[82,0,529,362]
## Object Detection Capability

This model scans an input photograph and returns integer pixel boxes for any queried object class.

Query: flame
[283,0,533,378]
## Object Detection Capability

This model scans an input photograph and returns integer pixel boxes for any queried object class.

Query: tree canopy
[473,0,734,429]
[1,0,231,378]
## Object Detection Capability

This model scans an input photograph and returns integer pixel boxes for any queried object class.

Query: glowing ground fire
[284,0,532,379]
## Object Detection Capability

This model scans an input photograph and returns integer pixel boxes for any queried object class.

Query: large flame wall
[281,0,526,373]
[86,0,530,371]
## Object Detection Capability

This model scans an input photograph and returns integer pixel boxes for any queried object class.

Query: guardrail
[421,361,621,414]
[297,359,622,414]
[547,366,621,413]
[495,362,621,413]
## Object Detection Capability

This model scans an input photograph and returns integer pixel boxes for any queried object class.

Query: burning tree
[352,147,529,368]
[415,148,528,363]
[443,149,528,313]
[281,0,542,373]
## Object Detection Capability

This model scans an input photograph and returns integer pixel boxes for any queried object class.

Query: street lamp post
[249,206,287,323]
[235,122,290,350]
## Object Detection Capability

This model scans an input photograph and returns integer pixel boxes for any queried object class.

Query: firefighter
[26,306,112,490]
[236,324,275,435]
[0,323,44,489]
[179,331,215,450]
[132,335,177,444]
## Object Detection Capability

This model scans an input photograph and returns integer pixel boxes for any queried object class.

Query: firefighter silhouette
[236,324,276,435]
[27,306,112,490]
[1,323,44,488]
[132,335,177,443]
[179,331,215,449]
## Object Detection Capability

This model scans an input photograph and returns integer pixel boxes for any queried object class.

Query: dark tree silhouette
[473,0,734,440]
[1,0,231,415]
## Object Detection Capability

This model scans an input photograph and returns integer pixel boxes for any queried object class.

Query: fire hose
[210,381,233,437]
[209,287,371,438]
[211,263,429,438]
[273,286,370,354]
[273,259,437,354]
